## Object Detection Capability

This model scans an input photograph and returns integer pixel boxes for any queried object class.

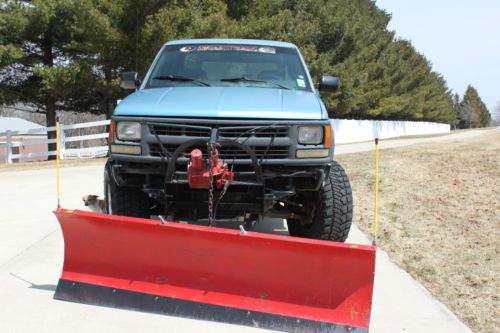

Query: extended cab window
[146,44,311,91]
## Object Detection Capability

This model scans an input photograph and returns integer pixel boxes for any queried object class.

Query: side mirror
[318,75,340,93]
[121,71,141,90]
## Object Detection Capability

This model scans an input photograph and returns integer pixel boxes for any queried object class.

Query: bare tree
[58,112,106,149]
[1,105,106,148]
[0,104,46,125]
[491,101,500,126]
[459,100,478,128]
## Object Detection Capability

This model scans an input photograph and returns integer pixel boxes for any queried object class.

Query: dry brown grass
[337,130,500,333]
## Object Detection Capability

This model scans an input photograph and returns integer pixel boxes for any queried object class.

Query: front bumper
[110,116,334,166]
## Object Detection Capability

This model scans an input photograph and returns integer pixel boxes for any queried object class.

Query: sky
[375,0,500,111]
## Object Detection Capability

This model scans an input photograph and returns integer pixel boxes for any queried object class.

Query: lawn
[337,129,499,333]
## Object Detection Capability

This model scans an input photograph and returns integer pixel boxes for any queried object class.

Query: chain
[207,142,216,227]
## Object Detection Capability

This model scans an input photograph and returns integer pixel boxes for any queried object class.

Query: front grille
[151,125,210,137]
[150,124,288,138]
[148,144,289,160]
[220,127,288,138]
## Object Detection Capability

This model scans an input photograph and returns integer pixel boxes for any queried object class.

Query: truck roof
[165,38,297,49]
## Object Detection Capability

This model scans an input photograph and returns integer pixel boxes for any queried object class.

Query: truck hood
[115,87,326,120]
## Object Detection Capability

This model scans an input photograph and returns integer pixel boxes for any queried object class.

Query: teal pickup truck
[105,38,352,242]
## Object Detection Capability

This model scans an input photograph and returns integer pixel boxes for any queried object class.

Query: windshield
[145,44,311,91]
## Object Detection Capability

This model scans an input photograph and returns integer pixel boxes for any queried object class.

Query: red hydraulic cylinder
[187,148,233,190]
[190,148,204,170]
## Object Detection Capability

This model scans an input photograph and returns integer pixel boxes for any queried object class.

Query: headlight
[298,126,323,144]
[116,122,141,141]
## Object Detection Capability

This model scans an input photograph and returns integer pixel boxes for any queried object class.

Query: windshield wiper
[152,74,210,87]
[220,76,290,90]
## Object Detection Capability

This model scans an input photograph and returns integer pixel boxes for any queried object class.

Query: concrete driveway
[0,130,487,332]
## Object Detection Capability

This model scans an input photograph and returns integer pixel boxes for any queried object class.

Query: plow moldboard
[54,209,376,333]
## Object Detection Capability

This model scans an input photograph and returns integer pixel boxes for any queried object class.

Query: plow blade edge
[54,209,376,332]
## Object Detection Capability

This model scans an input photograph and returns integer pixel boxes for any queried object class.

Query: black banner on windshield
[179,44,276,54]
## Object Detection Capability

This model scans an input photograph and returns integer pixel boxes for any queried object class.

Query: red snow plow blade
[54,209,376,332]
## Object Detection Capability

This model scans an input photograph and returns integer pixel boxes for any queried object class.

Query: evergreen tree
[0,0,466,126]
[97,1,173,74]
[0,0,115,154]
[140,0,232,71]
[93,0,171,117]
[227,0,457,123]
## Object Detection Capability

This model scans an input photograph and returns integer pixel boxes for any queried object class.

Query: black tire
[104,161,151,218]
[287,160,353,242]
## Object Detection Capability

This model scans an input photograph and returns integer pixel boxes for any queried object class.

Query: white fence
[0,118,451,163]
[0,120,110,164]
[331,119,450,144]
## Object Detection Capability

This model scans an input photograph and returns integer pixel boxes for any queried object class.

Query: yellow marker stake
[373,138,379,245]
[56,117,61,208]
